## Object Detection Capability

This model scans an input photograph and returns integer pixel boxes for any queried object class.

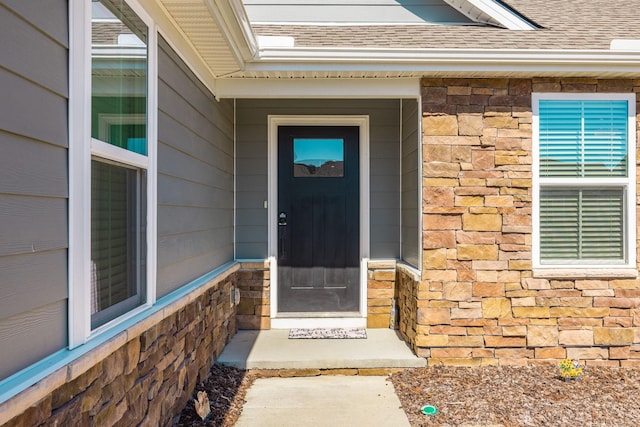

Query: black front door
[277,126,360,313]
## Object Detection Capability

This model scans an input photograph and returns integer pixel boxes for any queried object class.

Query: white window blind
[540,188,624,261]
[539,100,628,178]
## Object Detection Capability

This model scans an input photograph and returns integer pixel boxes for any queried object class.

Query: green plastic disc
[421,405,438,415]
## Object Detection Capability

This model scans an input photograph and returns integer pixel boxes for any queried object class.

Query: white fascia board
[227,0,259,54]
[246,47,640,75]
[255,47,640,64]
[215,77,420,99]
[445,0,536,30]
[205,0,259,62]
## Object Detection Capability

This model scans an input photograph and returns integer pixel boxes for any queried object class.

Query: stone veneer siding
[369,261,422,330]
[398,266,421,346]
[236,261,272,330]
[419,77,640,366]
[367,261,397,328]
[1,266,238,426]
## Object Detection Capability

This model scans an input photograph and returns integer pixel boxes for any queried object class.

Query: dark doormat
[288,327,367,339]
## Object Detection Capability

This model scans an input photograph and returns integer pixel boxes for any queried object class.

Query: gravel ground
[390,365,640,427]
[177,364,640,426]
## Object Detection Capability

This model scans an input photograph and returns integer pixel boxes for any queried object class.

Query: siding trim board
[401,98,421,268]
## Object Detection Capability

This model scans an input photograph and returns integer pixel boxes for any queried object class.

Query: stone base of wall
[236,261,271,329]
[367,261,397,328]
[2,267,238,427]
[234,260,410,329]
[397,265,421,353]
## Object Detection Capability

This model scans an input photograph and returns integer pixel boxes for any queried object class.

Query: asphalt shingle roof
[251,0,640,50]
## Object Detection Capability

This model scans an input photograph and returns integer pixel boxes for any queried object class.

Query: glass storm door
[277,126,360,313]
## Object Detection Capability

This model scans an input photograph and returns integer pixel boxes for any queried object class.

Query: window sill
[533,268,638,280]
[397,261,422,281]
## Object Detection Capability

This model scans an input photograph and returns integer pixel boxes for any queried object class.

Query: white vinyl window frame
[532,92,636,275]
[69,0,157,348]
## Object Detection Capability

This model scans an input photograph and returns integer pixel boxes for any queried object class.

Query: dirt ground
[176,364,640,426]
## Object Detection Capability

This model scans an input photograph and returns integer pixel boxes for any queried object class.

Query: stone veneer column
[418,78,640,366]
[236,261,271,329]
[367,261,397,328]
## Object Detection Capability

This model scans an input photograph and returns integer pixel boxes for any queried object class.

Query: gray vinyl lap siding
[235,99,401,259]
[0,0,69,380]
[156,37,235,296]
[401,99,420,268]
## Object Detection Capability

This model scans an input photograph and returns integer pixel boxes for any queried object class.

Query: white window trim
[532,92,636,273]
[91,139,149,169]
[69,0,157,348]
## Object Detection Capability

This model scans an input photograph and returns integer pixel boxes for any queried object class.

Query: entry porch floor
[216,329,426,370]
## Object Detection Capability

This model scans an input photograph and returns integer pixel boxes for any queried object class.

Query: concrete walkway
[218,329,422,426]
[234,375,411,427]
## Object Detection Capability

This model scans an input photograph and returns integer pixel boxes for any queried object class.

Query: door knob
[278,212,287,226]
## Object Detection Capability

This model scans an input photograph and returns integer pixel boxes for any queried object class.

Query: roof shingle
[250,0,640,50]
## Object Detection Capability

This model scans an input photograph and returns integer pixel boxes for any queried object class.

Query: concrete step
[216,329,426,370]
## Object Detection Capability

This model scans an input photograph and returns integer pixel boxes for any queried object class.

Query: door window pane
[91,0,148,155]
[293,138,344,177]
[91,160,146,328]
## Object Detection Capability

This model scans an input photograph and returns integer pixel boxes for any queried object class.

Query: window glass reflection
[293,139,344,177]
[91,0,148,155]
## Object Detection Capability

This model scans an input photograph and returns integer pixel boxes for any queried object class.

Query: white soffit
[159,0,244,76]
[442,0,536,30]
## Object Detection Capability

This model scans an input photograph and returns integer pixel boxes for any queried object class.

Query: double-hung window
[533,93,636,270]
[70,0,156,346]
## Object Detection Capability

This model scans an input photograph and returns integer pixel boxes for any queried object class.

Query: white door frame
[268,115,370,328]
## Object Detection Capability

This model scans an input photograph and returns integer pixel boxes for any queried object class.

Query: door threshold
[271,317,367,329]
